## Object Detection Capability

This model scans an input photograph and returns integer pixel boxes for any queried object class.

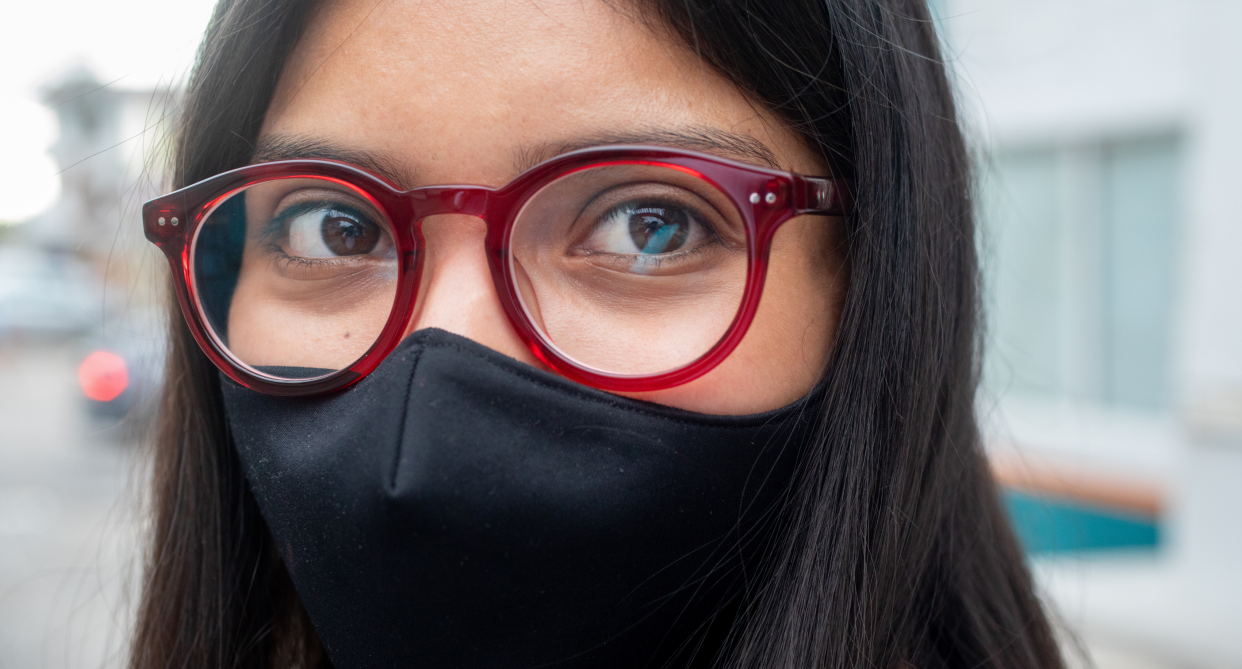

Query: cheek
[224,253,397,373]
[624,215,847,415]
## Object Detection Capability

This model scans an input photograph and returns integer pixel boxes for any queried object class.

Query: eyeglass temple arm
[794,176,854,216]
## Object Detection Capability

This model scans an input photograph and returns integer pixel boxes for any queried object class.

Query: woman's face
[234,0,847,414]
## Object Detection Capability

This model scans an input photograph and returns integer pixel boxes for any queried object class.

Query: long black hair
[132,0,1064,667]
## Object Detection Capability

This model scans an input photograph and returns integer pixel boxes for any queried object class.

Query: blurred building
[22,66,172,257]
[0,67,172,340]
[938,1,1242,666]
[0,68,175,667]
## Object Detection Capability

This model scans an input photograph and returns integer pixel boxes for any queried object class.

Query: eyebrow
[252,135,416,186]
[514,127,783,173]
[252,125,784,189]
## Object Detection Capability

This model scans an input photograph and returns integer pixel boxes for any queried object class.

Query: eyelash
[256,194,730,271]
[596,198,720,243]
[261,199,381,267]
[579,240,717,270]
[264,247,365,269]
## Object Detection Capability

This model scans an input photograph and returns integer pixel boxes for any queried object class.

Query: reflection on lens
[509,164,748,376]
[191,178,399,380]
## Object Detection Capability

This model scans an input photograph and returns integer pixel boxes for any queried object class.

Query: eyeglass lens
[190,165,748,381]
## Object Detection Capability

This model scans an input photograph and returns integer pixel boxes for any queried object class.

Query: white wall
[941,2,1242,665]
[945,0,1242,433]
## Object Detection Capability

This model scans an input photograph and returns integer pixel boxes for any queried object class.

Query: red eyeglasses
[144,145,852,396]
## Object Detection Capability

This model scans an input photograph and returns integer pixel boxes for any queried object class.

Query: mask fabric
[222,328,821,669]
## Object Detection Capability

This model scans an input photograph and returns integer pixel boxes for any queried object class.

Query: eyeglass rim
[143,144,854,396]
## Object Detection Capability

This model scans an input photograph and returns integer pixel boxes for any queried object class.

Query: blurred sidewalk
[0,340,139,669]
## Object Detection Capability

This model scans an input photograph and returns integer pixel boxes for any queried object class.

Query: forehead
[261,0,819,185]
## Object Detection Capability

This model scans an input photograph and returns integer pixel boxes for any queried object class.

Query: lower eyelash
[265,244,363,269]
[579,240,716,270]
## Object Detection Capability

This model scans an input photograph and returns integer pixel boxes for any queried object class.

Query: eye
[282,205,383,258]
[582,201,713,257]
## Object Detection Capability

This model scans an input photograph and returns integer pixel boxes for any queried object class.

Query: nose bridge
[406,186,491,219]
[399,184,540,369]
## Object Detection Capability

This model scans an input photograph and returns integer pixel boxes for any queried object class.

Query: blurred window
[983,137,1181,410]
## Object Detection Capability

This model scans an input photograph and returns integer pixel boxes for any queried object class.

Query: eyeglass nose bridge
[405,186,492,219]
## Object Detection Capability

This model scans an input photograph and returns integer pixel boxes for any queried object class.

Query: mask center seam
[388,345,425,493]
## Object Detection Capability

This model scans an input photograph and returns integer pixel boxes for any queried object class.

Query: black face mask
[222,328,820,669]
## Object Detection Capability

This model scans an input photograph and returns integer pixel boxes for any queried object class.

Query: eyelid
[261,198,380,242]
[574,183,735,242]
[600,198,714,234]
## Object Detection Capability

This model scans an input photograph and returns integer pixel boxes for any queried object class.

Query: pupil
[322,213,379,256]
[627,206,688,254]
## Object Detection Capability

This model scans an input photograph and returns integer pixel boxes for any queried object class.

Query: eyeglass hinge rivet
[765,192,777,204]
[749,193,760,204]
[171,217,179,226]
[157,217,166,226]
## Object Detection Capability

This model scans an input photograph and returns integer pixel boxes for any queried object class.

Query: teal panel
[1003,488,1159,554]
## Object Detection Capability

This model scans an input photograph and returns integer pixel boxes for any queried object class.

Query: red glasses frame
[144,145,852,396]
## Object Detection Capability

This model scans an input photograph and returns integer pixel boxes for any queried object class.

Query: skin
[230,0,848,415]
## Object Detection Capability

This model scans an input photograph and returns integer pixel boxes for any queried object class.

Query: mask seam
[408,338,817,431]
[388,344,424,493]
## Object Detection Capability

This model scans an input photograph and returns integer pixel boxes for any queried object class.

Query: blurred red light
[79,350,129,402]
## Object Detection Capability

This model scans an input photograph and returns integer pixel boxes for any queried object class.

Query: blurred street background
[0,2,212,667]
[0,66,172,669]
[940,1,1242,666]
[1,0,1240,667]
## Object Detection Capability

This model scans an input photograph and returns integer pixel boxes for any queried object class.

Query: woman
[133,0,1063,667]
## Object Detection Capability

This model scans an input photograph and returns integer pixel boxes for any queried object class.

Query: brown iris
[322,214,380,256]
